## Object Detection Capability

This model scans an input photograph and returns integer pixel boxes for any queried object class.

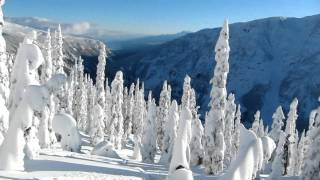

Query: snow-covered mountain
[110,14,320,128]
[3,20,101,69]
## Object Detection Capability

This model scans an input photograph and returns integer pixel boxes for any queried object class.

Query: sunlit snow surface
[0,133,298,180]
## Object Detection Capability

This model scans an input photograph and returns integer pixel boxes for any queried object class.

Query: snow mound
[167,168,193,180]
[261,136,276,163]
[219,124,264,180]
[52,113,81,152]
[91,141,121,159]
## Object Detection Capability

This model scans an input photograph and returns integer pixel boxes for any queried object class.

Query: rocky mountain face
[109,14,320,129]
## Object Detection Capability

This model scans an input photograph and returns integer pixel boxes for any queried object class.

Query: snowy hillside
[3,20,100,69]
[110,14,320,128]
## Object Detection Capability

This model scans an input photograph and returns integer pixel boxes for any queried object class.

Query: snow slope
[109,14,320,128]
[3,20,100,69]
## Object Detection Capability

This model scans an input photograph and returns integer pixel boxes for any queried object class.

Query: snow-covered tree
[167,106,193,180]
[38,28,54,148]
[251,110,261,135]
[95,42,107,127]
[104,78,111,133]
[0,74,66,171]
[224,93,236,167]
[122,83,134,145]
[109,71,124,149]
[74,57,87,131]
[8,31,44,117]
[300,117,320,180]
[160,100,179,163]
[189,89,204,166]
[157,80,171,151]
[232,104,241,157]
[53,24,64,74]
[295,130,306,176]
[0,1,9,145]
[204,20,230,175]
[268,131,286,180]
[132,81,146,159]
[141,92,158,163]
[284,98,298,176]
[190,113,204,166]
[269,106,285,144]
[181,75,191,109]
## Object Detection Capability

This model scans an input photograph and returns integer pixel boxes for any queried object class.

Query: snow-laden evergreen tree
[231,104,241,157]
[181,75,192,108]
[295,130,306,176]
[160,100,179,164]
[104,78,111,133]
[133,82,146,159]
[88,80,103,145]
[54,24,64,74]
[268,131,286,179]
[190,89,204,166]
[0,1,8,105]
[204,20,230,175]
[122,87,128,137]
[284,98,298,176]
[157,80,171,151]
[66,69,75,115]
[74,57,87,131]
[38,28,54,148]
[0,71,66,170]
[109,71,124,149]
[95,42,107,128]
[8,31,44,118]
[132,79,140,135]
[300,114,320,180]
[258,118,265,137]
[251,110,261,136]
[167,106,193,180]
[0,2,8,145]
[269,106,285,144]
[224,93,236,167]
[141,92,158,163]
[122,83,134,145]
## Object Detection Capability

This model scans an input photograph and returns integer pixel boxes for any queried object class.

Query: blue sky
[4,0,320,35]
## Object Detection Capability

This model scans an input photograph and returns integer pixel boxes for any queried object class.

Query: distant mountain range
[5,17,190,50]
[108,14,320,129]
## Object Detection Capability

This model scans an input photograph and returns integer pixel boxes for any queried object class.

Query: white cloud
[64,22,91,35]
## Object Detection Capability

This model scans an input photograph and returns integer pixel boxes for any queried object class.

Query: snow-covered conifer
[268,131,286,179]
[141,92,158,163]
[0,2,8,145]
[295,130,306,176]
[157,80,171,151]
[160,100,179,163]
[204,20,230,175]
[54,24,64,74]
[190,113,204,166]
[252,110,261,135]
[284,98,298,176]
[181,75,191,108]
[109,71,124,149]
[224,93,236,167]
[300,116,320,180]
[232,104,241,157]
[122,83,134,145]
[0,74,66,170]
[269,106,285,144]
[167,106,193,180]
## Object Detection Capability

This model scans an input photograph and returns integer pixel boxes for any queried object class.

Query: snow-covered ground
[0,134,299,180]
